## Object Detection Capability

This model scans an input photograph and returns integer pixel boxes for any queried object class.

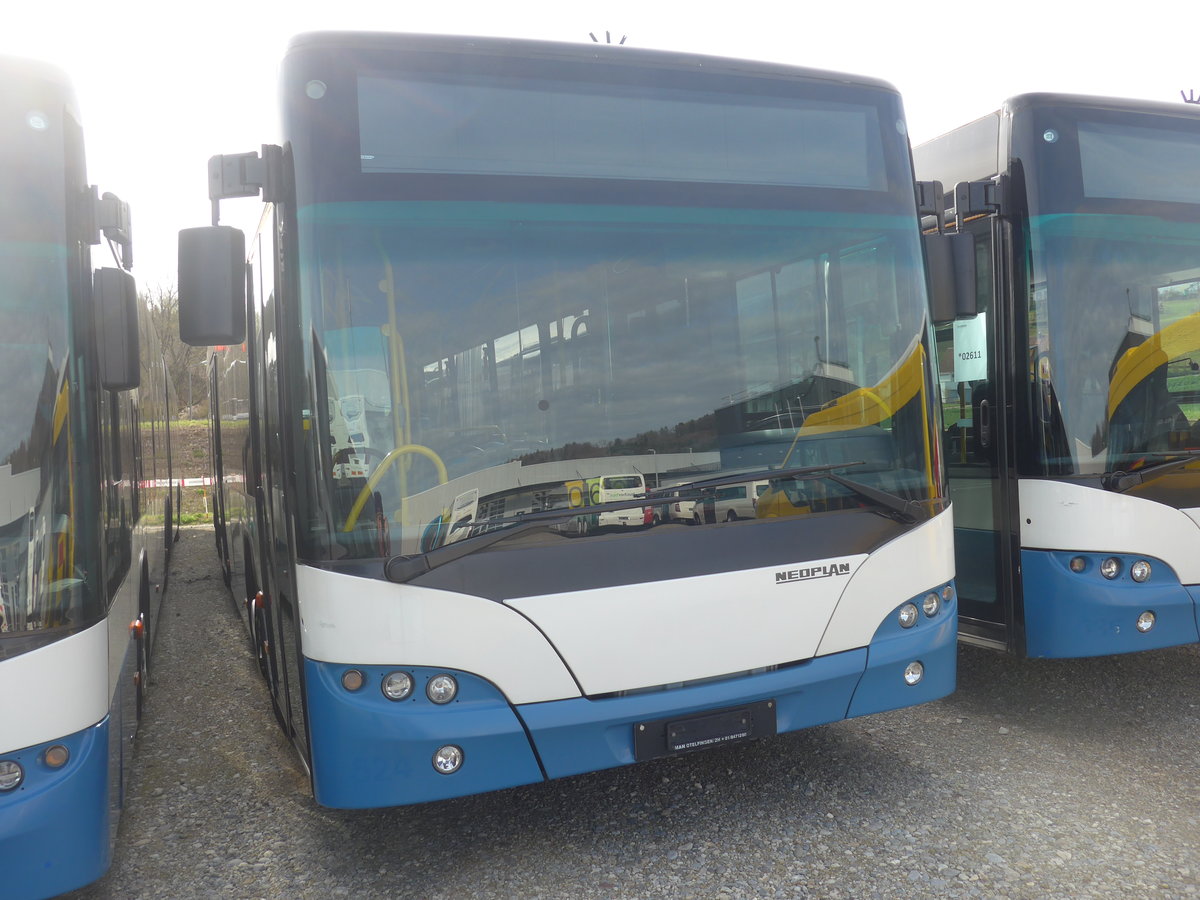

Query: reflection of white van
[593,473,646,527]
[696,480,770,523]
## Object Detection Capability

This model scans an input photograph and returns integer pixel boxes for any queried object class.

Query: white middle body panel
[506,555,864,696]
[1019,479,1200,583]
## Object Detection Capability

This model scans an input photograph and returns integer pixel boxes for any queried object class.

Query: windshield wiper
[645,460,866,498]
[1102,449,1200,492]
[384,459,917,583]
[821,472,924,523]
[384,493,669,583]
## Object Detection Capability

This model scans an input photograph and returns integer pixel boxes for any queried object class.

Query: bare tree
[142,285,208,418]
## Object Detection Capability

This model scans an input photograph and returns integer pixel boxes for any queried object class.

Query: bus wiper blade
[1102,449,1200,492]
[384,495,661,583]
[823,472,922,524]
[386,519,552,582]
[645,460,868,499]
[386,461,877,584]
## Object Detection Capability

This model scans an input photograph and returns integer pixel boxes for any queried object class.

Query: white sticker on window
[953,314,987,383]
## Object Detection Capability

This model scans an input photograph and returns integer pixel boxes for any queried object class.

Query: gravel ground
[70,526,1200,900]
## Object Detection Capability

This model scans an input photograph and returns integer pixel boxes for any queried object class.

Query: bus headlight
[922,593,940,617]
[898,604,919,628]
[1100,557,1122,580]
[1136,611,1156,633]
[1130,560,1152,583]
[381,671,414,701]
[427,674,459,704]
[903,661,924,686]
[0,760,23,791]
[433,745,464,774]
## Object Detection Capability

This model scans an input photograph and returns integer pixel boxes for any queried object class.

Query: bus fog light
[1130,560,1152,583]
[903,661,924,686]
[43,745,69,769]
[1069,556,1087,573]
[382,671,413,701]
[1136,611,1156,633]
[433,745,464,774]
[1100,557,1122,580]
[898,603,919,628]
[0,760,23,791]
[341,669,365,692]
[922,593,940,617]
[427,674,459,704]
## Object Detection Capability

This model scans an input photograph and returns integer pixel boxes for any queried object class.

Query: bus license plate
[633,699,776,762]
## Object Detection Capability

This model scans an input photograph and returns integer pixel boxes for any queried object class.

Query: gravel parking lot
[70,526,1200,900]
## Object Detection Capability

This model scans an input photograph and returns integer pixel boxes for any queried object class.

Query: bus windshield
[1029,214,1200,474]
[0,78,97,649]
[289,52,940,560]
[1024,111,1200,475]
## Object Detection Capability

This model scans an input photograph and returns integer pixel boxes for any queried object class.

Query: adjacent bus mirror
[178,225,246,346]
[94,266,140,391]
[925,231,978,324]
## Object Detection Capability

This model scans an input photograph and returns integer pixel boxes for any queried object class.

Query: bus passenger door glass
[936,224,1006,627]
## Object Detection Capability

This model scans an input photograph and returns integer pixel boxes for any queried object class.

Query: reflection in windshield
[1027,214,1200,474]
[0,242,90,650]
[298,202,937,559]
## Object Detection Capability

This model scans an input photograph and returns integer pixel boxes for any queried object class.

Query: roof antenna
[588,31,628,44]
[1182,90,1200,105]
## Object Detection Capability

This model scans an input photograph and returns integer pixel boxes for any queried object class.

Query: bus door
[936,215,1019,648]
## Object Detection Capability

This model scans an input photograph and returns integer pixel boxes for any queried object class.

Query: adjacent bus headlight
[898,604,919,628]
[433,745,464,774]
[903,661,924,686]
[1130,560,1152,583]
[922,593,940,617]
[0,760,23,791]
[381,671,414,701]
[427,674,459,704]
[1100,557,1122,580]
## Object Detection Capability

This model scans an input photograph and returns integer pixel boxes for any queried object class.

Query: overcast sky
[4,0,1196,288]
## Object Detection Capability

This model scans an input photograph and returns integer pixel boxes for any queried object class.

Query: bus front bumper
[0,720,111,900]
[305,588,956,809]
[1021,550,1200,657]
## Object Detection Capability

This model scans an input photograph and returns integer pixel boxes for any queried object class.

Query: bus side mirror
[178,225,246,346]
[925,231,978,324]
[94,266,140,391]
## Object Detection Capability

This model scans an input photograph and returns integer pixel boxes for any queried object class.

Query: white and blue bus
[916,93,1200,656]
[179,32,956,810]
[0,56,177,899]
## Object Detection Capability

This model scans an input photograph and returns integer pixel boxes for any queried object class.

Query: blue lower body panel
[306,663,545,809]
[1022,550,1200,658]
[0,720,112,900]
[305,585,957,808]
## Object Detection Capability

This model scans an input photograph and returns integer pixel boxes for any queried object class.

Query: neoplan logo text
[775,562,852,585]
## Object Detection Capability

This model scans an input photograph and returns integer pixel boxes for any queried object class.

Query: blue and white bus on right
[916,93,1200,657]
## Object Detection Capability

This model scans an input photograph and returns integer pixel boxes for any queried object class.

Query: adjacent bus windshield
[0,56,177,900]
[918,93,1200,657]
[186,32,956,811]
